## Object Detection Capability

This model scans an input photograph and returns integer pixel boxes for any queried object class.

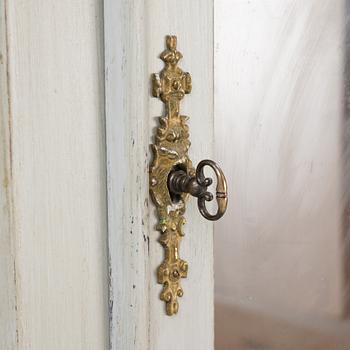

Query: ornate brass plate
[149,35,193,316]
[150,35,228,316]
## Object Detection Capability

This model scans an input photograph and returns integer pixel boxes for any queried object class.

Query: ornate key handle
[196,160,228,220]
[168,160,228,221]
[150,35,228,316]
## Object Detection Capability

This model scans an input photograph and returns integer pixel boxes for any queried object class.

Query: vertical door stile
[104,1,151,349]
[0,0,18,348]
[105,0,214,350]
[105,1,215,349]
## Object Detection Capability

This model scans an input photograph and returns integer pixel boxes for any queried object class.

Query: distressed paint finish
[0,0,17,348]
[104,1,150,349]
[1,0,108,349]
[105,0,214,349]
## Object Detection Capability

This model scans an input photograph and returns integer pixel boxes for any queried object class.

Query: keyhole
[167,164,187,204]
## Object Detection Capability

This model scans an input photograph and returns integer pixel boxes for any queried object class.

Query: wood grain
[0,0,18,348]
[2,0,108,348]
[104,1,150,349]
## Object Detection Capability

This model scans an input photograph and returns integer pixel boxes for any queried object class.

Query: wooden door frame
[104,1,215,349]
[104,1,151,348]
[0,0,215,348]
[0,1,17,347]
[1,0,107,348]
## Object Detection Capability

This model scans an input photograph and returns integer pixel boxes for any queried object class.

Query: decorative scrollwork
[150,35,193,316]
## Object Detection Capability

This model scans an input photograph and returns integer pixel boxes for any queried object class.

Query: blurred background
[214,1,350,349]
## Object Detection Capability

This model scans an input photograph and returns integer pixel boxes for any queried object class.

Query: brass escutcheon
[150,35,228,316]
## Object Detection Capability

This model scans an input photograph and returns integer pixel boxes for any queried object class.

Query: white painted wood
[104,2,150,349]
[2,0,108,349]
[214,0,345,321]
[104,1,214,349]
[148,3,214,350]
[0,1,18,348]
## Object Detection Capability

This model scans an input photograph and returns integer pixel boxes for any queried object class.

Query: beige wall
[214,0,347,320]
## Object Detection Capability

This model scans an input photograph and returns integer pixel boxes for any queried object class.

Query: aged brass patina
[168,159,228,221]
[150,35,228,316]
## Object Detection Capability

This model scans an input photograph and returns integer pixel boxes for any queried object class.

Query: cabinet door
[104,1,215,349]
[0,0,108,349]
